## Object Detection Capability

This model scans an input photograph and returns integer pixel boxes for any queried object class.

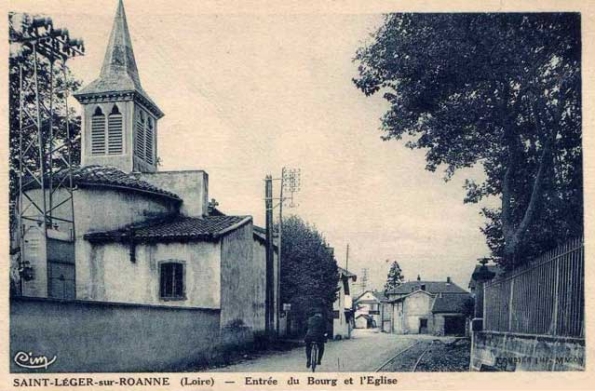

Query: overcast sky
[12,0,496,291]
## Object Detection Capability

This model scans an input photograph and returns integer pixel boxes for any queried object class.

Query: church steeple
[74,0,163,174]
[99,0,142,91]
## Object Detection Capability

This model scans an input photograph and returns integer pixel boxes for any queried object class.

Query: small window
[421,284,426,291]
[160,262,185,300]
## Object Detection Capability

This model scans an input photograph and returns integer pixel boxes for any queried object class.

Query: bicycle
[309,341,319,373]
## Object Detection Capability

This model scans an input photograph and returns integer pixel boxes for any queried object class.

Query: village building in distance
[381,276,472,337]
[11,1,278,371]
[353,290,383,329]
[332,267,357,339]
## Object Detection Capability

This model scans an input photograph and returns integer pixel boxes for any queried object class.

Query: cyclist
[304,308,327,368]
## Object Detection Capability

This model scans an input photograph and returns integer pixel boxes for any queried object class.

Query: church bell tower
[74,0,164,173]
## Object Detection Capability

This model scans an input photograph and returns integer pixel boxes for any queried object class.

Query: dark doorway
[419,318,428,334]
[48,261,75,299]
[444,316,466,336]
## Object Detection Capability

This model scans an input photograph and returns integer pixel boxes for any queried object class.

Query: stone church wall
[220,220,266,335]
[19,187,178,299]
[140,170,209,217]
[81,240,221,308]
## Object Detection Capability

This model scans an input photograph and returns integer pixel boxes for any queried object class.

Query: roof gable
[354,291,381,303]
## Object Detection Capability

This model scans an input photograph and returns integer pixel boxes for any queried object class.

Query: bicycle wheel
[311,344,318,373]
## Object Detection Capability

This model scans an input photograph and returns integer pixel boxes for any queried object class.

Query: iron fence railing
[484,237,584,338]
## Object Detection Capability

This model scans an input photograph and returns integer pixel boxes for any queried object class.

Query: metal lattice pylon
[9,13,84,290]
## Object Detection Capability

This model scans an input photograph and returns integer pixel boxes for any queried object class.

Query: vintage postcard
[1,0,593,390]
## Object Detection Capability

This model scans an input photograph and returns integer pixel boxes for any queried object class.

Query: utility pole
[346,244,350,271]
[360,268,369,295]
[264,176,275,336]
[264,167,301,338]
[10,14,84,295]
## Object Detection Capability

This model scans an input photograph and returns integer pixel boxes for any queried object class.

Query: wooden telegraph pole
[264,175,275,336]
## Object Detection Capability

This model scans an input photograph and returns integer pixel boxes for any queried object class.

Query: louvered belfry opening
[74,0,163,173]
[135,109,146,159]
[145,117,154,164]
[108,105,123,154]
[91,107,106,155]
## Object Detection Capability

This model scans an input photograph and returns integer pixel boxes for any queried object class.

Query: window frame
[158,260,186,301]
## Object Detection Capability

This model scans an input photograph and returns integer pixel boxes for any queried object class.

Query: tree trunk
[501,98,556,266]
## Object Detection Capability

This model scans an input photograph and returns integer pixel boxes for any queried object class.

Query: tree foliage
[9,12,82,234]
[354,13,582,268]
[280,215,339,331]
[383,260,404,295]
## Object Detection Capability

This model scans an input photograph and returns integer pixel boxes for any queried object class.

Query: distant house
[355,314,374,329]
[332,267,357,339]
[354,290,383,328]
[381,277,472,336]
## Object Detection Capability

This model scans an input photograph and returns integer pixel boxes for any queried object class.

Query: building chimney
[446,276,451,284]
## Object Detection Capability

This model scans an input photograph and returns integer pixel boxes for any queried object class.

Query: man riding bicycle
[305,308,327,368]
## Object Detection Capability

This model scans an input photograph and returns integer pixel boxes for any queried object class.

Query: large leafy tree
[354,13,582,268]
[9,12,82,237]
[383,260,404,295]
[280,215,339,334]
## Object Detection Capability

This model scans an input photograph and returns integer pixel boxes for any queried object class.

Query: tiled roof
[24,165,181,202]
[386,281,468,295]
[85,215,251,243]
[431,293,473,314]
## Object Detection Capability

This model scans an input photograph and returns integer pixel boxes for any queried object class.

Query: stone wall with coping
[470,330,585,371]
[10,297,220,373]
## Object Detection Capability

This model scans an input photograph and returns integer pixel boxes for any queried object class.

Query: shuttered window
[135,110,145,159]
[91,107,106,154]
[160,262,185,300]
[145,117,154,164]
[108,105,123,154]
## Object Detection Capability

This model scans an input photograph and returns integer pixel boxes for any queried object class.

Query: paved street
[214,329,437,372]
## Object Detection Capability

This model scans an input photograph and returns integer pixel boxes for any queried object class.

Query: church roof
[85,215,252,243]
[23,165,181,202]
[74,0,163,118]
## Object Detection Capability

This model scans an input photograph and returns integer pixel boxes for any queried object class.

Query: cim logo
[14,351,56,369]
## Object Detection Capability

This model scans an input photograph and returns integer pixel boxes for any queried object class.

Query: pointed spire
[74,0,163,118]
[100,0,141,89]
